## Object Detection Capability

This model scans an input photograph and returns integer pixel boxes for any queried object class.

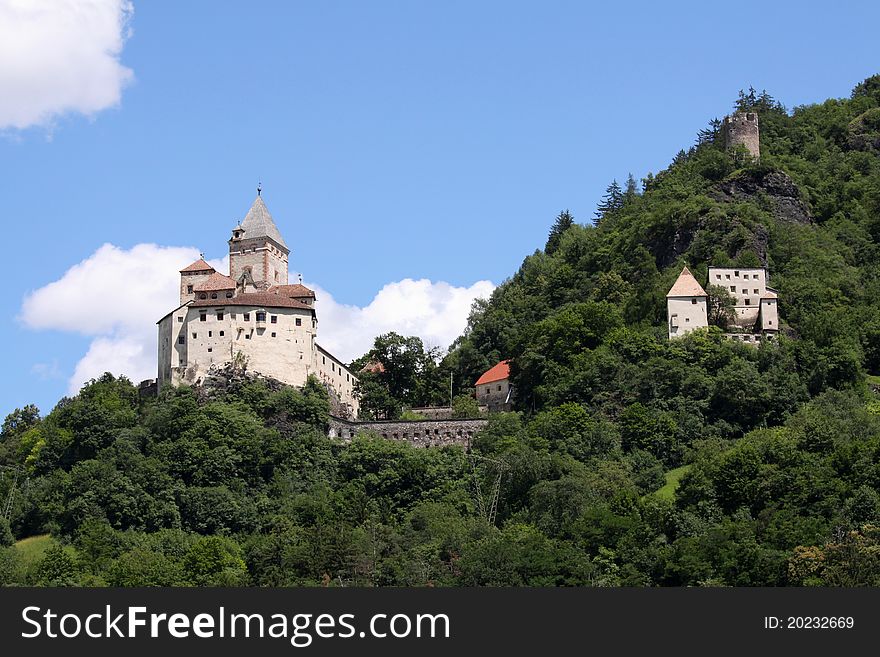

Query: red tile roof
[361,360,385,374]
[190,292,314,310]
[476,360,510,386]
[666,266,707,298]
[180,258,215,273]
[193,272,237,291]
[269,283,316,298]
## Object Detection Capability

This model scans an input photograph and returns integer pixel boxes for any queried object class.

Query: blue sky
[1,0,879,418]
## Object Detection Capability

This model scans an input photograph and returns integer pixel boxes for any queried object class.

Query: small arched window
[199,293,207,300]
[211,293,218,299]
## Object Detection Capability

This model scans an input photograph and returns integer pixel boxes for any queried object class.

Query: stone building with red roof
[157,192,358,417]
[475,360,513,412]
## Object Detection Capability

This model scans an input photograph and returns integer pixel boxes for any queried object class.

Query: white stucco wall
[760,298,778,331]
[707,267,766,308]
[667,296,708,338]
[160,301,359,416]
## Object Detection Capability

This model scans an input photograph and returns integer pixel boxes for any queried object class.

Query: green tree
[595,180,624,221]
[545,209,575,255]
[706,284,736,330]
[33,544,79,586]
[452,394,481,419]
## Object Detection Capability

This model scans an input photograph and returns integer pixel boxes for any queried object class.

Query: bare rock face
[712,169,812,225]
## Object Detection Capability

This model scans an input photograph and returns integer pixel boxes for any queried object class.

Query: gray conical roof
[240,195,288,249]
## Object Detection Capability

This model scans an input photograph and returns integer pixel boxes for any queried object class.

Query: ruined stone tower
[723,112,760,159]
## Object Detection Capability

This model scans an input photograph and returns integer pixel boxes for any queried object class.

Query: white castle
[157,191,359,417]
[666,265,779,344]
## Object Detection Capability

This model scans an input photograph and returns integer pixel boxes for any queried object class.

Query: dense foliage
[3,77,880,586]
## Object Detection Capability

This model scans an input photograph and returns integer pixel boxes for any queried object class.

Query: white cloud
[20,243,205,394]
[0,0,134,130]
[312,279,495,362]
[19,243,494,395]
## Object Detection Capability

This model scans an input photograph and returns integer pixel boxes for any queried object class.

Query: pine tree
[696,118,722,147]
[545,209,575,255]
[623,173,639,203]
[595,180,624,221]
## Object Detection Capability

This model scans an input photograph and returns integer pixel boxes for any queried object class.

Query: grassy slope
[652,465,692,501]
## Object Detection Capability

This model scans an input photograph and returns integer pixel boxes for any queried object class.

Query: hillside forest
[2,77,880,586]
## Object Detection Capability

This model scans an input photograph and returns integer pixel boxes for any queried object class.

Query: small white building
[157,192,359,417]
[475,360,513,413]
[666,266,708,339]
[667,265,780,343]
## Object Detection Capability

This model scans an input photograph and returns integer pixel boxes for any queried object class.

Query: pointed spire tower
[229,189,290,289]
[666,266,708,339]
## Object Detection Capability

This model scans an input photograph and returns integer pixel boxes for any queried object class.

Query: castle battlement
[723,112,760,159]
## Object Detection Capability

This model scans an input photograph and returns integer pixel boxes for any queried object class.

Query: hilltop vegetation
[2,77,880,586]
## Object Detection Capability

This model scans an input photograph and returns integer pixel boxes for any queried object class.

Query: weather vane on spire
[257,180,262,196]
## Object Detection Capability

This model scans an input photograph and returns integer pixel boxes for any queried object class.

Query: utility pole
[449,372,453,409]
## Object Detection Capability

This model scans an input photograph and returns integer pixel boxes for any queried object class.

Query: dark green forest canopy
[2,77,880,587]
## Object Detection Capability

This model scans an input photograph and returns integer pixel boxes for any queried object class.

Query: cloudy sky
[2,1,879,415]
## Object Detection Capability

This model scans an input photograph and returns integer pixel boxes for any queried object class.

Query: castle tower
[666,266,708,339]
[723,112,760,159]
[178,257,215,304]
[229,192,290,288]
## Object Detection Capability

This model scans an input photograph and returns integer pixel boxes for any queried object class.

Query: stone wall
[723,112,760,159]
[328,416,489,449]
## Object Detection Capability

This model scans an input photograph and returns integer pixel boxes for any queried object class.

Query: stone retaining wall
[328,416,488,449]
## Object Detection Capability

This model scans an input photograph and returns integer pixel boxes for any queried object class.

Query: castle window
[742,289,747,294]
[271,315,277,324]
[753,289,759,294]
[691,298,697,304]
[219,331,224,337]
[295,318,302,326]
[211,293,218,299]
[217,312,224,320]
[200,313,206,322]
[271,332,276,337]
[743,274,749,279]
[734,271,739,276]
[497,385,502,391]
[199,293,207,300]
[768,320,773,325]
[729,286,736,292]
[208,331,212,337]
[745,299,751,305]
[245,334,251,339]
[244,313,250,321]
[226,292,233,298]
[230,313,236,319]
[192,332,197,339]
[187,285,193,293]
[177,316,183,322]
[322,356,326,364]
[207,347,212,352]
[725,274,730,280]
[685,318,690,322]
[178,336,185,344]
[716,274,721,280]
[256,311,266,322]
